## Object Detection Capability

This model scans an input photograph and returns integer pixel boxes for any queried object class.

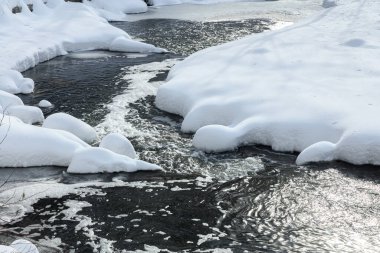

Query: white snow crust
[38,99,52,107]
[156,0,380,166]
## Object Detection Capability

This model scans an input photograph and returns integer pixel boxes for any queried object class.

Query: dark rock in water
[12,6,22,14]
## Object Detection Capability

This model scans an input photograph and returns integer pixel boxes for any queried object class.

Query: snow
[99,133,137,159]
[127,0,322,22]
[0,0,163,95]
[9,240,39,253]
[5,105,44,124]
[0,90,24,108]
[0,119,89,167]
[156,0,380,165]
[43,113,98,144]
[38,99,52,107]
[67,147,161,174]
[0,240,39,253]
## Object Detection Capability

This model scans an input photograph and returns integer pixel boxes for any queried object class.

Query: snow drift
[156,0,380,165]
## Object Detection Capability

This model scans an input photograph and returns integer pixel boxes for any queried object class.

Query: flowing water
[2,18,380,253]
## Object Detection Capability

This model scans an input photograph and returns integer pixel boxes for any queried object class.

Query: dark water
[3,19,380,252]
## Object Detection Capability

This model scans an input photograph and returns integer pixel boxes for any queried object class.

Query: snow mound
[0,90,24,108]
[0,69,34,94]
[68,147,161,174]
[10,239,39,253]
[110,37,167,53]
[99,133,137,159]
[38,99,52,107]
[5,105,44,124]
[0,120,89,167]
[156,0,380,165]
[43,113,97,144]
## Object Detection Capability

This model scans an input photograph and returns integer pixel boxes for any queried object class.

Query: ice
[155,0,380,165]
[43,113,98,144]
[99,133,137,159]
[67,147,161,174]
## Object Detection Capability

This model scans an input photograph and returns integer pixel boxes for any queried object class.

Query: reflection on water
[4,19,380,252]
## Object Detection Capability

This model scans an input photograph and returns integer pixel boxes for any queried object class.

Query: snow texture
[156,0,380,166]
[99,133,137,159]
[38,99,52,107]
[0,119,89,167]
[0,240,39,253]
[43,113,98,144]
[67,147,161,174]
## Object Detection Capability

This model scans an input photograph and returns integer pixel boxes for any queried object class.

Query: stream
[2,18,380,253]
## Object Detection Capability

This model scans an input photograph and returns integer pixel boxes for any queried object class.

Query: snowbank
[68,147,160,174]
[0,0,162,172]
[43,113,98,144]
[156,0,380,165]
[99,133,137,159]
[0,0,163,94]
[0,119,89,167]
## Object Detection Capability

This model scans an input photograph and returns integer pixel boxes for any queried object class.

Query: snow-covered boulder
[0,120,89,167]
[5,105,44,124]
[10,239,39,253]
[43,113,97,144]
[0,90,23,108]
[67,147,161,174]
[155,0,380,166]
[99,133,137,159]
[0,69,34,94]
[38,99,52,108]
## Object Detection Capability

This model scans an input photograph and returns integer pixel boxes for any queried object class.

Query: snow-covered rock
[67,147,161,174]
[0,90,24,108]
[0,119,89,167]
[38,99,52,108]
[43,113,97,144]
[0,69,34,94]
[10,239,39,253]
[99,133,137,159]
[110,37,166,53]
[155,0,380,165]
[5,105,44,124]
